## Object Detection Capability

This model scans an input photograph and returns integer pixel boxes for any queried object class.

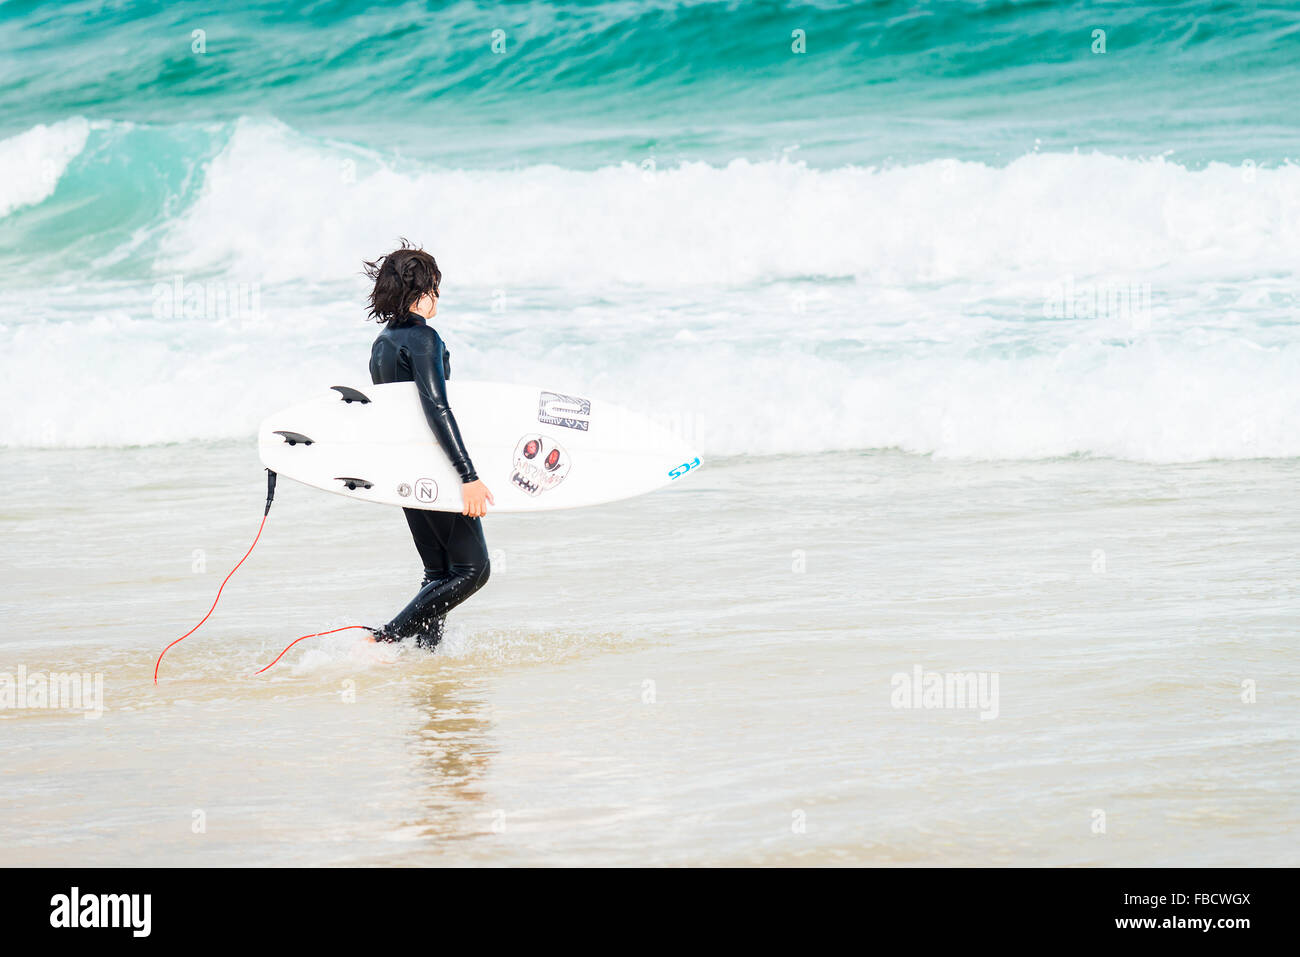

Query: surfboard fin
[273,430,314,446]
[335,476,374,491]
[330,385,371,404]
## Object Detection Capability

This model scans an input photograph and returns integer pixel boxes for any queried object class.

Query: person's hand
[461,479,494,517]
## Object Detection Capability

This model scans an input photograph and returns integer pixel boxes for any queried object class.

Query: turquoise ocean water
[1,0,1298,457]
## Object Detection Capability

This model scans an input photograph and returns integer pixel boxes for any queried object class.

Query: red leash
[154,470,374,683]
[153,512,269,685]
[252,625,374,676]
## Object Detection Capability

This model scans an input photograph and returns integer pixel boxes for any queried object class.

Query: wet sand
[1,444,1296,865]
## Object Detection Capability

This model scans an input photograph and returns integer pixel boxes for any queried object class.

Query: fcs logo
[668,457,701,480]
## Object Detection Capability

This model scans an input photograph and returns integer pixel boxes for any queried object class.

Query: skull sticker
[510,433,571,496]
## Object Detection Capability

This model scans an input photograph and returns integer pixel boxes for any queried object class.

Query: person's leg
[370,509,450,646]
[414,565,450,650]
[403,507,448,576]
[381,511,490,648]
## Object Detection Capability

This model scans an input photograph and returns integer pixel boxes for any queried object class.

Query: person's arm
[407,330,478,483]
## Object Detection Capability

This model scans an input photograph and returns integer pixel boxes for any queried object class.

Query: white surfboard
[257,381,703,512]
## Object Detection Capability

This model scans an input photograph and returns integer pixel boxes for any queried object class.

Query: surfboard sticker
[510,434,572,497]
[537,390,591,431]
[669,457,702,480]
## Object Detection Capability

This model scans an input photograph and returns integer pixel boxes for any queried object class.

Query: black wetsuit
[369,312,490,647]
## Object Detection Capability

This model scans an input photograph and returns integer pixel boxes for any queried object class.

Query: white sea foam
[2,119,1298,462]
[3,301,1296,461]
[154,120,1300,288]
[0,117,91,218]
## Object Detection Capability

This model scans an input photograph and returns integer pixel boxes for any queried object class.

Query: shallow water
[2,443,1295,866]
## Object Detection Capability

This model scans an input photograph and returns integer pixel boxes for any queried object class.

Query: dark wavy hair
[362,239,441,324]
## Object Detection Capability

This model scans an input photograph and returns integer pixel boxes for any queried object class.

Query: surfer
[362,241,493,648]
